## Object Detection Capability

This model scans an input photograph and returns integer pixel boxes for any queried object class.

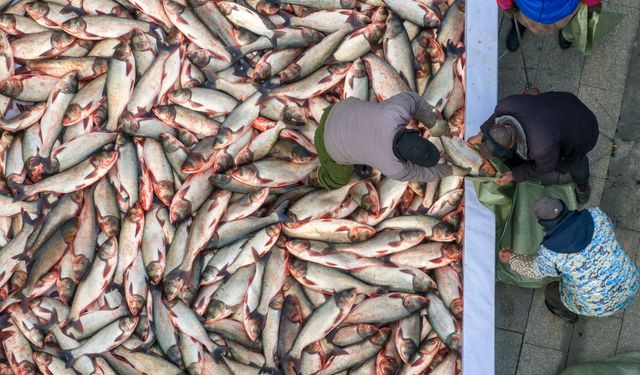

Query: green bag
[562,3,625,55]
[559,352,640,375]
[470,178,577,288]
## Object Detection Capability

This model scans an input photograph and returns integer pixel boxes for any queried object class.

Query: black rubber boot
[559,30,573,49]
[506,19,527,52]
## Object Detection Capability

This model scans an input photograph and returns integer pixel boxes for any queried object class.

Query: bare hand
[468,133,483,146]
[495,171,513,186]
[499,248,513,263]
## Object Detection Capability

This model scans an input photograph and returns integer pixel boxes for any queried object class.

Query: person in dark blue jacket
[497,0,602,51]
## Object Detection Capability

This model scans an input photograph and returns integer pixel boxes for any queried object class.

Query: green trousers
[314,106,354,190]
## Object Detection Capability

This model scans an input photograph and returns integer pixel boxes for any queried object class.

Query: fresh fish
[61,16,157,40]
[289,259,382,296]
[349,265,436,293]
[383,13,415,90]
[362,53,408,101]
[343,293,428,325]
[425,292,461,350]
[62,74,106,126]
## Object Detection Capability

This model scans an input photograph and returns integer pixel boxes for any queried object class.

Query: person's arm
[497,0,514,10]
[384,91,437,128]
[501,247,561,279]
[511,146,560,182]
[386,163,454,182]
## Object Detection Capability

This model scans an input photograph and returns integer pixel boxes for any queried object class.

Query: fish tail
[445,41,464,57]
[60,4,85,16]
[278,10,292,27]
[226,45,244,64]
[11,183,28,202]
[272,200,290,222]
[59,349,75,369]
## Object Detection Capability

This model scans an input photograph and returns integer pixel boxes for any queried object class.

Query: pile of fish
[0,0,495,373]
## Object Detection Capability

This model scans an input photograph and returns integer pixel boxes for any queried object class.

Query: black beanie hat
[393,130,440,167]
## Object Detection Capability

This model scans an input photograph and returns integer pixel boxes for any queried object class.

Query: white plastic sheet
[462,0,498,373]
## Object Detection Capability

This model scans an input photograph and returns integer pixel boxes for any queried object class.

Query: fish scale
[0,1,477,373]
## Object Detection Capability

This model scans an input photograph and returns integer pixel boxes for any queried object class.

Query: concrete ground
[494,2,640,374]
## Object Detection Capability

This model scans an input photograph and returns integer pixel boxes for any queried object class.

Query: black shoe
[545,299,580,324]
[575,184,591,204]
[559,31,572,49]
[506,20,527,52]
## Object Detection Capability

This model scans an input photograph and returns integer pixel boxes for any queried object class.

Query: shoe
[545,299,580,324]
[575,184,591,204]
[506,20,527,52]
[559,31,572,49]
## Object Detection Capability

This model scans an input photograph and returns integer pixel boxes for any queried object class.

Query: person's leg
[506,16,527,52]
[568,154,591,204]
[544,282,580,323]
[558,30,573,49]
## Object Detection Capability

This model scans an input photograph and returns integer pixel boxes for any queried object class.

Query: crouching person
[499,197,639,322]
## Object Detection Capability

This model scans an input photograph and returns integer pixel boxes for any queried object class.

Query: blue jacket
[515,0,580,24]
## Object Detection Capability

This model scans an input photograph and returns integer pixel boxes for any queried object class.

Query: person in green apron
[311,92,467,189]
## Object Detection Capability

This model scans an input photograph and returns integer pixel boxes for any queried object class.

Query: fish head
[131,30,153,52]
[119,316,139,332]
[283,295,303,322]
[168,88,192,105]
[328,63,350,76]
[231,164,258,182]
[189,0,208,7]
[166,344,183,366]
[302,28,324,43]
[153,105,177,122]
[180,284,198,305]
[402,294,429,313]
[412,272,436,293]
[400,230,426,244]
[365,23,386,42]
[443,243,462,261]
[205,300,229,321]
[186,362,203,375]
[146,261,164,285]
[98,237,118,260]
[164,0,186,15]
[112,42,132,61]
[127,293,145,316]
[348,225,376,242]
[71,255,90,281]
[419,337,441,355]
[92,105,107,126]
[160,133,181,152]
[431,221,456,241]
[450,299,463,317]
[186,49,211,69]
[253,61,271,81]
[57,277,77,305]
[61,17,86,35]
[284,239,310,255]
[165,28,184,46]
[0,14,16,31]
[118,111,138,130]
[371,7,388,23]
[357,323,378,338]
[216,1,232,15]
[0,77,23,97]
[290,143,314,163]
[351,59,367,77]
[372,327,392,345]
[341,0,357,7]
[280,64,301,84]
[91,150,119,169]
[334,288,357,309]
[170,198,192,224]
[283,105,307,126]
[384,14,404,37]
[181,151,205,173]
[376,353,399,375]
[92,57,109,76]
[32,352,52,367]
[25,1,50,20]
[59,71,79,94]
[63,103,82,125]
[287,259,308,278]
[163,276,184,301]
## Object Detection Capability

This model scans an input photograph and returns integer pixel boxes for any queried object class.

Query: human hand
[495,171,513,185]
[451,166,472,176]
[499,248,513,263]
[468,133,483,146]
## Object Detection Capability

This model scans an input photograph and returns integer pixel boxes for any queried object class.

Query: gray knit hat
[531,197,564,220]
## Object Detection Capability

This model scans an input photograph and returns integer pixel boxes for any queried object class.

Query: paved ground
[494,2,640,374]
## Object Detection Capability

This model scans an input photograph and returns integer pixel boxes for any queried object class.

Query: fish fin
[10,183,28,202]
[445,42,464,57]
[60,5,85,16]
[278,10,292,27]
[226,45,244,63]
[270,199,290,222]
[329,346,350,357]
[59,349,75,369]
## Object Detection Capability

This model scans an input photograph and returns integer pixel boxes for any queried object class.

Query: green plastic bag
[470,178,577,288]
[562,3,625,55]
[559,352,640,375]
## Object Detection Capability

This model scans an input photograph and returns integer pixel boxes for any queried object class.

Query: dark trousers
[556,153,590,186]
[545,281,580,322]
[504,153,590,186]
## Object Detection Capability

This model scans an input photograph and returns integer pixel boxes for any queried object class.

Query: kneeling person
[312,91,466,190]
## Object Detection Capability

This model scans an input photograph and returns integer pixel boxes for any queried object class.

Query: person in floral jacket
[500,197,638,322]
[498,0,601,51]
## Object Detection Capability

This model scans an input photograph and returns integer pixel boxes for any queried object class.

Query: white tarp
[463,0,498,373]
